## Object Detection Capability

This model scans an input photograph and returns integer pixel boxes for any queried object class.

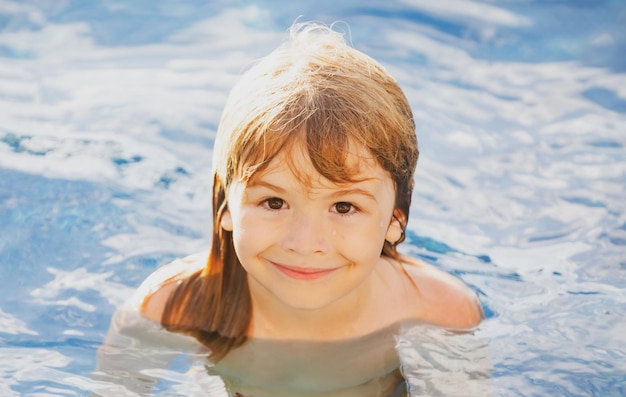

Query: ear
[220,208,233,231]
[385,210,404,244]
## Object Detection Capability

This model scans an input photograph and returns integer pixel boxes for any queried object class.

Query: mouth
[270,262,338,281]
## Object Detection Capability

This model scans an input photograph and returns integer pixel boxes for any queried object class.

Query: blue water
[1,0,625,395]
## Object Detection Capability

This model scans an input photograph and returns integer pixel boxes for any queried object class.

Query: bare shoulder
[131,251,208,323]
[400,255,484,330]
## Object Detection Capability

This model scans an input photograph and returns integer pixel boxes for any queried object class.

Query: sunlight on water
[1,0,625,395]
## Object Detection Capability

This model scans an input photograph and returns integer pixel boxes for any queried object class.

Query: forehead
[249,139,390,189]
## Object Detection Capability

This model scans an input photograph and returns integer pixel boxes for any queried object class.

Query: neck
[247,276,376,341]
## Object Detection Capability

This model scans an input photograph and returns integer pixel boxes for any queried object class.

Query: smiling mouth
[271,262,338,281]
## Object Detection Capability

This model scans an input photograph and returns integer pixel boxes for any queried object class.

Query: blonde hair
[163,22,419,360]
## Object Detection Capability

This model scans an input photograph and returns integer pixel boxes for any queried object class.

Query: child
[95,22,483,397]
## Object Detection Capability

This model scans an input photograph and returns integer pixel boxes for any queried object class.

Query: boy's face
[220,143,402,314]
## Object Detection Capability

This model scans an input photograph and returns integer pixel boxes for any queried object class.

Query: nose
[280,211,330,255]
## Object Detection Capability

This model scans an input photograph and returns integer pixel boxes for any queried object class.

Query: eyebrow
[245,180,287,193]
[246,180,379,202]
[326,187,378,202]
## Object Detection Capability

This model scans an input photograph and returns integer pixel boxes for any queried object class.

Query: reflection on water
[1,0,625,396]
[396,325,490,396]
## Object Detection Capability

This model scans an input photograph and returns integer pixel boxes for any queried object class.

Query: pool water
[1,0,625,396]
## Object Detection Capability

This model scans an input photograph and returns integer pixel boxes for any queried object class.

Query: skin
[140,143,484,396]
[221,144,404,340]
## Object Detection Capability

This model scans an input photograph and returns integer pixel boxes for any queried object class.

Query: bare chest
[208,324,405,396]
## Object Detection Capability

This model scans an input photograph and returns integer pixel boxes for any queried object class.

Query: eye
[263,197,285,210]
[333,202,355,215]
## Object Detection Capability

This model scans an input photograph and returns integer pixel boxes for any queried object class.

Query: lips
[271,262,338,281]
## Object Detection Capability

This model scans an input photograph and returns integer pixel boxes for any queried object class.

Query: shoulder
[131,251,208,323]
[399,256,484,330]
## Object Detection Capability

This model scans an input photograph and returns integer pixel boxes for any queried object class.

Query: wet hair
[162,22,419,361]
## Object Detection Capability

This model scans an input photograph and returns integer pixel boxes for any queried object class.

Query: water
[1,0,625,395]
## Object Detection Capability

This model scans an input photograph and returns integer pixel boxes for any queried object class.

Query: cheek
[334,220,387,256]
[230,211,269,257]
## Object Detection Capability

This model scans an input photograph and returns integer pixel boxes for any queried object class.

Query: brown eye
[334,202,353,214]
[266,198,284,210]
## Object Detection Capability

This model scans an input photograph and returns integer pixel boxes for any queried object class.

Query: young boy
[95,22,483,397]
